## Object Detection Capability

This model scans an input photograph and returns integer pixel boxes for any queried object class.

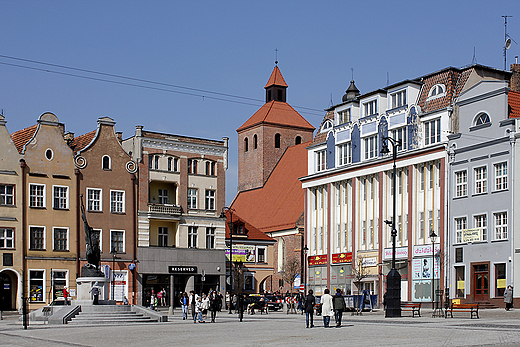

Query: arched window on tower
[295,136,302,145]
[244,137,249,152]
[253,135,258,149]
[275,133,281,148]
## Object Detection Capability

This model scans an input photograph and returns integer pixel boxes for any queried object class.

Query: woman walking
[181,292,189,320]
[321,288,333,328]
[504,285,514,311]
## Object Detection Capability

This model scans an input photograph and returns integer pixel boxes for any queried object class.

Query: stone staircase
[68,305,159,325]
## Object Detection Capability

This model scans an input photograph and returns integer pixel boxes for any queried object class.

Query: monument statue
[80,195,104,277]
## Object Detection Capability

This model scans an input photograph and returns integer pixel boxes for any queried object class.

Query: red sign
[332,252,352,264]
[308,254,327,266]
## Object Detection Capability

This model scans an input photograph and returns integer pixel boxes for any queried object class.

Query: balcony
[147,203,182,217]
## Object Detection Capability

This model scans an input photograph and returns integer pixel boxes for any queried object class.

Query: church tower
[237,65,315,192]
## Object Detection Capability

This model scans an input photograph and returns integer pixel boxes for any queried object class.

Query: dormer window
[363,100,378,117]
[321,120,333,133]
[102,155,111,170]
[475,112,490,126]
[428,84,446,99]
[338,109,351,125]
[391,90,406,109]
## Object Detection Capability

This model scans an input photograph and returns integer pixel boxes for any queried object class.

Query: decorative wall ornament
[126,160,138,173]
[74,155,87,169]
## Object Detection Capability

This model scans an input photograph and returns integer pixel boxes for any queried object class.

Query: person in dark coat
[304,289,316,328]
[504,285,514,311]
[333,288,347,327]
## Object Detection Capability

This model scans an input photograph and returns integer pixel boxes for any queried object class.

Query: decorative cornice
[142,138,226,157]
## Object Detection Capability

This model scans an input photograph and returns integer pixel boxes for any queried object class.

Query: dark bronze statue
[80,195,104,277]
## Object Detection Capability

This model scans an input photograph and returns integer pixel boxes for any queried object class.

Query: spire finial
[275,48,278,65]
[351,67,354,81]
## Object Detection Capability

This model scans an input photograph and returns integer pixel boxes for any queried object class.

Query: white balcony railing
[148,203,182,215]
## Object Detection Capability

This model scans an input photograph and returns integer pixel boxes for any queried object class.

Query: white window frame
[364,135,378,160]
[205,227,215,249]
[158,226,169,247]
[474,214,487,242]
[257,246,267,263]
[0,184,15,206]
[494,162,508,191]
[391,90,406,109]
[455,217,467,244]
[424,118,441,145]
[474,166,487,195]
[427,84,446,100]
[391,127,407,151]
[0,227,14,249]
[53,185,69,210]
[87,188,102,212]
[110,229,125,253]
[316,150,326,172]
[205,190,215,211]
[363,99,378,117]
[29,225,46,250]
[337,142,352,166]
[338,109,351,125]
[158,189,169,204]
[53,227,69,251]
[102,155,111,170]
[29,183,46,208]
[188,226,198,248]
[455,170,468,197]
[494,212,508,240]
[29,269,46,303]
[110,190,125,213]
[187,188,198,209]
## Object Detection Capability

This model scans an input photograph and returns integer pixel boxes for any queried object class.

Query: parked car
[265,294,283,311]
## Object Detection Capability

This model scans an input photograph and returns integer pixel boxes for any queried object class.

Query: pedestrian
[89,282,100,305]
[156,289,163,307]
[195,296,204,323]
[63,286,70,305]
[202,294,210,320]
[232,294,238,313]
[225,291,230,311]
[150,290,156,310]
[189,291,197,320]
[209,291,218,322]
[304,289,315,328]
[218,292,224,312]
[504,285,514,311]
[145,291,151,308]
[160,288,167,307]
[321,288,333,328]
[181,292,189,320]
[333,288,346,327]
[123,296,129,305]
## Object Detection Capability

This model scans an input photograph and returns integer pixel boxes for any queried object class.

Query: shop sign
[413,244,440,257]
[383,247,408,260]
[462,228,481,243]
[308,254,328,266]
[332,252,352,264]
[225,245,256,262]
[168,266,198,274]
[412,258,439,280]
[362,257,378,267]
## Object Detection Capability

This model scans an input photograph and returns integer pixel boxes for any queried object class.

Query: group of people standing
[183,289,223,323]
[144,288,167,310]
[303,288,347,328]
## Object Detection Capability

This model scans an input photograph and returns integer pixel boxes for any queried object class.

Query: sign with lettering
[462,228,481,243]
[362,257,378,267]
[225,245,256,262]
[383,246,408,260]
[308,255,328,266]
[413,244,440,257]
[332,252,352,264]
[168,266,198,274]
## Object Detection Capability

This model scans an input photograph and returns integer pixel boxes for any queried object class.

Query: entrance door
[473,264,489,302]
[0,272,13,311]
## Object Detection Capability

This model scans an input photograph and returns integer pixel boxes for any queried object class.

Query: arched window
[295,136,302,145]
[320,120,333,133]
[102,155,111,170]
[244,137,249,152]
[253,134,258,149]
[475,112,490,126]
[275,133,281,148]
[428,84,446,99]
[277,237,285,272]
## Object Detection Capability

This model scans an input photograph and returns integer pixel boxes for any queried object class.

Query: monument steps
[68,305,159,325]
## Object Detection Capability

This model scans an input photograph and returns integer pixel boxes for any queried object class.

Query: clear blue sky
[0,1,518,204]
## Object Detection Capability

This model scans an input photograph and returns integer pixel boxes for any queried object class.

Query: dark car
[265,294,283,311]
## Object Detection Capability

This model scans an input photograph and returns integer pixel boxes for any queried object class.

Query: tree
[232,261,245,293]
[352,257,370,315]
[280,256,300,293]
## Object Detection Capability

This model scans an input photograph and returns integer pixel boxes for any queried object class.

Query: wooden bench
[446,303,479,319]
[400,302,421,317]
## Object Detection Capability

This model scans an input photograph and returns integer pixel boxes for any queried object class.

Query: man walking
[304,289,315,328]
[333,288,346,327]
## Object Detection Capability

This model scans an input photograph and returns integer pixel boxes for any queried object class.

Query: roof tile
[10,124,37,153]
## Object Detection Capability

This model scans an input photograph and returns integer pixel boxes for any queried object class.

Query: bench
[400,302,421,317]
[446,303,479,319]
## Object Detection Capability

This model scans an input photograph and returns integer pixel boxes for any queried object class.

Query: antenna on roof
[472,47,477,64]
[351,68,354,81]
[502,15,517,70]
[387,72,389,86]
[330,93,333,107]
[275,48,278,65]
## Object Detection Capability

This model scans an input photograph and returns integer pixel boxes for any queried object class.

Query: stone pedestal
[75,277,110,305]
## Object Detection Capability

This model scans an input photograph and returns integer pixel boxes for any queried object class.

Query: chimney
[116,131,123,142]
[510,63,520,93]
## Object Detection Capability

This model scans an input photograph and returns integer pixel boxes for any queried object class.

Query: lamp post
[110,246,118,302]
[380,136,402,318]
[430,231,437,314]
[303,246,309,296]
[220,207,235,315]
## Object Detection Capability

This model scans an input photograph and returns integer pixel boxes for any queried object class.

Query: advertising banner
[111,270,128,302]
[308,254,328,266]
[225,245,256,262]
[413,244,440,257]
[412,258,439,280]
[332,252,352,264]
[383,246,408,260]
[462,228,481,243]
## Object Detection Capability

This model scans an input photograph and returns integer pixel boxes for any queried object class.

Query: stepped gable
[10,124,37,153]
[70,130,96,153]
[509,90,520,118]
[231,141,310,233]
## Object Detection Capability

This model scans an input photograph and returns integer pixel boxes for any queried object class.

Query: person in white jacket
[202,294,210,320]
[320,288,334,327]
[195,296,205,323]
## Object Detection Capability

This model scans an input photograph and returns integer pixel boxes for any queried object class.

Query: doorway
[473,264,489,302]
[0,271,14,311]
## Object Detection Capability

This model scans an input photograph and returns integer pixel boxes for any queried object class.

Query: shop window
[29,270,45,302]
[496,263,506,297]
[455,266,465,298]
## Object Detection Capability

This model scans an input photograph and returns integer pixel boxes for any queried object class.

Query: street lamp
[430,230,437,314]
[303,246,309,296]
[110,246,119,303]
[219,207,235,314]
[380,136,402,318]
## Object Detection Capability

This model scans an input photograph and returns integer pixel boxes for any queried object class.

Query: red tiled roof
[224,211,275,241]
[10,124,37,153]
[264,66,287,88]
[509,90,520,118]
[71,130,96,153]
[237,101,315,132]
[231,141,310,233]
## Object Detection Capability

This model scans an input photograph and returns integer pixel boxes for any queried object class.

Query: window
[30,226,45,250]
[52,270,67,301]
[110,190,125,213]
[0,184,14,206]
[495,162,508,191]
[391,90,406,109]
[425,119,441,145]
[205,190,215,210]
[168,157,173,171]
[53,228,68,251]
[29,184,45,208]
[419,212,425,240]
[87,188,102,211]
[53,186,69,210]
[363,100,377,116]
[429,164,434,190]
[45,149,53,161]
[316,150,326,172]
[149,155,153,169]
[29,270,45,302]
[244,137,249,152]
[474,167,487,194]
[206,161,216,176]
[0,228,14,248]
[428,84,446,99]
[455,248,463,263]
[455,266,464,298]
[233,224,245,235]
[102,155,111,170]
[419,166,425,191]
[188,159,197,174]
[475,113,490,125]
[154,156,159,170]
[496,263,506,296]
[244,273,254,291]
[364,135,378,159]
[321,121,333,132]
[455,217,467,243]
[257,247,266,263]
[295,136,301,145]
[494,212,508,240]
[474,214,487,241]
[391,127,407,151]
[455,171,467,197]
[206,227,215,249]
[158,189,169,204]
[110,230,125,253]
[275,133,281,148]
[158,227,168,247]
[187,188,197,209]
[188,226,197,248]
[338,109,351,124]
[337,142,352,166]
[254,135,258,149]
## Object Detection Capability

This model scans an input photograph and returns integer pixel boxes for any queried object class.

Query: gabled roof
[10,124,37,153]
[224,211,275,242]
[231,141,310,233]
[237,101,315,132]
[509,90,520,118]
[70,130,96,153]
[265,65,287,88]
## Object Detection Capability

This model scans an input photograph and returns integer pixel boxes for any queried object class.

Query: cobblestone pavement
[1,308,520,347]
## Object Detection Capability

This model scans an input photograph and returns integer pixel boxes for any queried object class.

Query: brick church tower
[237,65,315,192]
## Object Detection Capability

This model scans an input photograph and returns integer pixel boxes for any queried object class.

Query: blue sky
[0,1,518,204]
